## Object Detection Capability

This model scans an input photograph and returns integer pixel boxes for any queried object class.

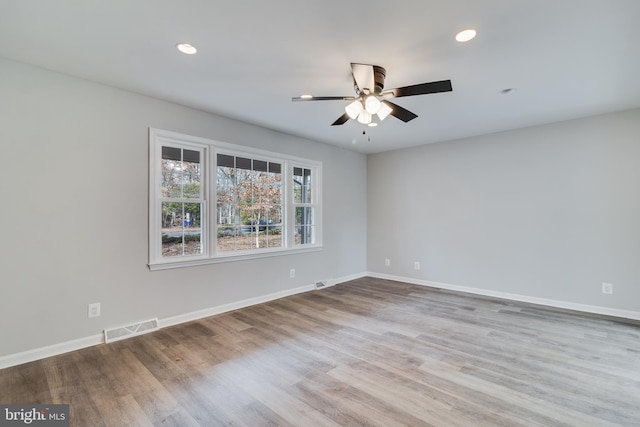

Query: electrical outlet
[290,269,295,278]
[414,261,420,270]
[602,282,613,294]
[88,302,101,318]
[385,258,390,267]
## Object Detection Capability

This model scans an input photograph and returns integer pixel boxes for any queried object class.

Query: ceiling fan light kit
[293,63,453,127]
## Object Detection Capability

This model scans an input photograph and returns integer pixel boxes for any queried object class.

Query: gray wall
[0,58,367,358]
[368,109,640,311]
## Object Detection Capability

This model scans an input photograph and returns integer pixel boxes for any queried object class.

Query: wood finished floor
[2,277,640,426]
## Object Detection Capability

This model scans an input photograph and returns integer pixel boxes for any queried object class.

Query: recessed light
[300,94,313,99]
[500,88,516,95]
[455,29,477,42]
[368,122,378,127]
[176,43,197,54]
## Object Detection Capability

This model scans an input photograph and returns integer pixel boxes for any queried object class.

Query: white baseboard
[327,271,368,287]
[0,334,103,370]
[0,272,368,370]
[367,272,640,321]
[158,283,316,329]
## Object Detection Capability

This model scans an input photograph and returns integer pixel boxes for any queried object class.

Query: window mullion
[283,161,292,248]
[210,148,218,257]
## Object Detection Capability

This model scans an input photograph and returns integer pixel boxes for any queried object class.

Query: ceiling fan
[292,63,453,126]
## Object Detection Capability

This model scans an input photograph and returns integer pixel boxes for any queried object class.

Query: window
[293,167,316,245]
[216,153,283,252]
[159,145,204,257]
[149,129,322,270]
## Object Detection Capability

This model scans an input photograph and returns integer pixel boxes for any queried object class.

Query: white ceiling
[2,0,640,154]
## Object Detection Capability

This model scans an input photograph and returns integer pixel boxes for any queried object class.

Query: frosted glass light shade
[364,96,381,114]
[345,100,363,119]
[357,111,372,124]
[377,102,393,121]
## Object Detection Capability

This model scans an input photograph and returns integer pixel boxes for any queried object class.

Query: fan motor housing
[373,66,386,94]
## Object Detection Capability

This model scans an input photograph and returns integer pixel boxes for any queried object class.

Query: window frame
[149,128,322,270]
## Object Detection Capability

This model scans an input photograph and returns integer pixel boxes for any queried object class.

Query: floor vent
[315,281,328,289]
[104,318,159,344]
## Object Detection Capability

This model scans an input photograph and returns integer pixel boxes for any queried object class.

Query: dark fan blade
[331,113,350,126]
[390,80,452,98]
[292,96,355,101]
[351,63,375,94]
[382,100,418,122]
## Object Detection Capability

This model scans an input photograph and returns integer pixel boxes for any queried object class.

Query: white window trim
[148,128,322,270]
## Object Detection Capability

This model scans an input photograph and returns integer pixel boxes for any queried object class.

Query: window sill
[148,245,323,271]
